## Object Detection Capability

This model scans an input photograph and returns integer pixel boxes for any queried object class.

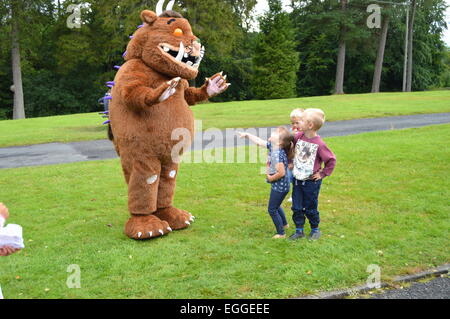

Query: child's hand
[237,132,248,139]
[288,163,294,170]
[311,172,322,181]
[266,174,273,183]
[0,246,20,256]
[0,203,9,220]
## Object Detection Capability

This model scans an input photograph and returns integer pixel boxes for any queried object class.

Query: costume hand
[206,72,230,97]
[0,246,20,257]
[311,172,322,181]
[159,77,181,102]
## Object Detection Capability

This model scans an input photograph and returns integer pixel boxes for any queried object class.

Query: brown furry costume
[109,8,229,240]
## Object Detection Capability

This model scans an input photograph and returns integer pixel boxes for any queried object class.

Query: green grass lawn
[1,90,450,148]
[0,124,449,299]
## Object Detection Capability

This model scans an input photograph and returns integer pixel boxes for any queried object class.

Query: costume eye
[173,28,183,36]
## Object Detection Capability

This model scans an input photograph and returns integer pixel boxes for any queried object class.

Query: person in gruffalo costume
[108,0,229,240]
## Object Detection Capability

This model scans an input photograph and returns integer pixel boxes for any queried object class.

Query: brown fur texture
[109,10,228,240]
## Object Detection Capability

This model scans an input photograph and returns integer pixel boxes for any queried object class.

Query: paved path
[1,112,449,169]
[369,276,449,299]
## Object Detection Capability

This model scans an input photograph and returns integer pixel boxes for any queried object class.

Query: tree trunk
[406,0,417,92]
[11,1,25,119]
[334,0,347,95]
[371,16,389,93]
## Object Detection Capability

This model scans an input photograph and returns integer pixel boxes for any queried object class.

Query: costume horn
[156,0,175,16]
[166,0,175,11]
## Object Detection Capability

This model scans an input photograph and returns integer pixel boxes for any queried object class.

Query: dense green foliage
[0,0,448,119]
[252,0,299,99]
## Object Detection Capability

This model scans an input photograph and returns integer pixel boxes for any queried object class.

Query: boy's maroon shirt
[294,132,336,179]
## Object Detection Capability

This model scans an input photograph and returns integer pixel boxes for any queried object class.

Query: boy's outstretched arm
[237,132,267,147]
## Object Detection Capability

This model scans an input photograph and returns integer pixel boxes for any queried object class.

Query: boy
[290,108,304,133]
[287,109,304,203]
[289,109,336,241]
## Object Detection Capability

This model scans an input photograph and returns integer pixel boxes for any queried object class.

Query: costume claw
[138,232,142,238]
[149,231,153,237]
[167,227,172,232]
[159,229,164,235]
[185,221,190,225]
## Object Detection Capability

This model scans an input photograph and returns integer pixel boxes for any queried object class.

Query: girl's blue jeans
[268,188,289,235]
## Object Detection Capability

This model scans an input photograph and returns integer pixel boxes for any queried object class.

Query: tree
[335,0,348,95]
[406,0,417,92]
[252,0,299,99]
[10,0,25,119]
[371,13,390,93]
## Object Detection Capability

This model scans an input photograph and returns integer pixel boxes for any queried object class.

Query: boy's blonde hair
[304,108,326,131]
[290,108,304,119]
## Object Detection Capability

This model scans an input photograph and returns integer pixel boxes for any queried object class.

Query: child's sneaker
[308,229,321,241]
[288,231,305,240]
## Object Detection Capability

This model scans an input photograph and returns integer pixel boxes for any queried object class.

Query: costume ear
[141,10,158,26]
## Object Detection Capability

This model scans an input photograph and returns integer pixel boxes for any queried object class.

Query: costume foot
[154,207,195,230]
[124,215,171,240]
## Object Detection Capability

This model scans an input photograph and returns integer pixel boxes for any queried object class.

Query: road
[369,276,449,299]
[1,112,449,169]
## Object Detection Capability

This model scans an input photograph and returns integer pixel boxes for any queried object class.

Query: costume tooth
[175,42,185,61]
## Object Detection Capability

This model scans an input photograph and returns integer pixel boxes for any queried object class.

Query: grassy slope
[1,91,450,148]
[0,124,449,299]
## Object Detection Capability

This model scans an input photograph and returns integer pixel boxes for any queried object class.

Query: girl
[238,127,295,238]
